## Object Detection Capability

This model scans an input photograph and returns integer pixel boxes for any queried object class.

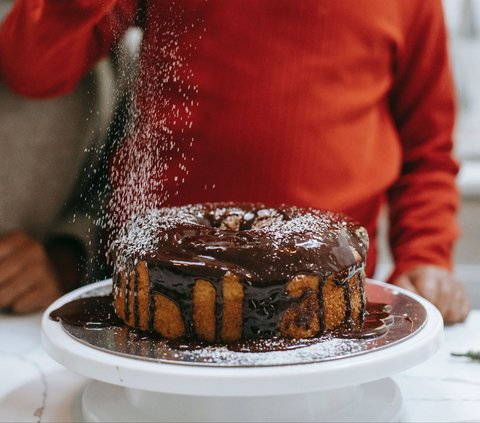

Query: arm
[387,0,470,322]
[0,0,138,98]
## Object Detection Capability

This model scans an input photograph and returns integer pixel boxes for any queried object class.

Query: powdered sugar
[110,205,203,266]
[169,336,365,367]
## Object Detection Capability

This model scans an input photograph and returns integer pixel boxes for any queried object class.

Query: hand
[393,265,471,324]
[0,231,62,314]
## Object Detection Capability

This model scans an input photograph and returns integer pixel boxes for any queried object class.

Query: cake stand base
[81,377,403,422]
[43,279,442,423]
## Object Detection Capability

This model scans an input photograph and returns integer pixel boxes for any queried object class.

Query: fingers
[0,237,48,308]
[392,274,419,294]
[411,267,450,317]
[0,231,62,313]
[12,270,62,314]
[6,264,61,313]
[0,239,44,288]
[443,280,471,324]
[11,289,39,314]
[0,231,30,260]
[0,266,39,308]
[13,286,49,314]
[396,266,471,324]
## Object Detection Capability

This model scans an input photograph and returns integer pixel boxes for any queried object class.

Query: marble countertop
[1,311,480,422]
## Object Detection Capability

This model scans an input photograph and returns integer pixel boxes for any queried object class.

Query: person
[0,0,118,313]
[0,0,471,322]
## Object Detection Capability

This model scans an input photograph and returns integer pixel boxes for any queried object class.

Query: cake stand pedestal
[80,377,402,422]
[42,280,443,422]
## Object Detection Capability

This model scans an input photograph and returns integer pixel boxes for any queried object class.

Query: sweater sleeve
[387,0,459,282]
[0,0,138,98]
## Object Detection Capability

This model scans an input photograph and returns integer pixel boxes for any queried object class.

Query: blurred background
[377,0,480,307]
[0,0,478,306]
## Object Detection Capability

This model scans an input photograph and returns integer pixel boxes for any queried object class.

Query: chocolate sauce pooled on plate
[48,279,427,367]
[49,296,395,352]
[50,295,122,329]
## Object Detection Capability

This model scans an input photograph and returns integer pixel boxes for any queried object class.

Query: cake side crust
[113,261,366,342]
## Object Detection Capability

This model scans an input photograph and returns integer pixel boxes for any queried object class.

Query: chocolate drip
[318,278,325,333]
[147,266,297,340]
[124,267,130,324]
[334,264,365,325]
[242,281,290,339]
[148,266,198,337]
[133,264,140,328]
[343,281,352,324]
[337,303,392,339]
[359,276,367,319]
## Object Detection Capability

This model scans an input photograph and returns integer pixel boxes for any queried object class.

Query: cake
[111,203,369,343]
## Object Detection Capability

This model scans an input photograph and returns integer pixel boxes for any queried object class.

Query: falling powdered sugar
[107,4,203,239]
[70,3,206,280]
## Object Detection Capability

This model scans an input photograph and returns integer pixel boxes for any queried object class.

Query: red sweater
[0,0,459,281]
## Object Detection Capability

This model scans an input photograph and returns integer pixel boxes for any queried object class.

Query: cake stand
[42,279,443,422]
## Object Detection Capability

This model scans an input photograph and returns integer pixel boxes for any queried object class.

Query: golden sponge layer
[113,260,365,343]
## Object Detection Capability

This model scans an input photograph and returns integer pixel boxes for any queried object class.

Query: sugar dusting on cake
[111,205,203,268]
[111,203,368,280]
[113,204,365,251]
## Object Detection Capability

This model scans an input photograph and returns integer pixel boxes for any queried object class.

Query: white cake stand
[42,280,443,422]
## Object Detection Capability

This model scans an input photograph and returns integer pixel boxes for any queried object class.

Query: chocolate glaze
[113,203,369,283]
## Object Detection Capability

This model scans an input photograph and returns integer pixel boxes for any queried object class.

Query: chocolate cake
[111,203,369,343]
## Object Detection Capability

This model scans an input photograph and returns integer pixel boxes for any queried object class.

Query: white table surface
[1,310,480,422]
